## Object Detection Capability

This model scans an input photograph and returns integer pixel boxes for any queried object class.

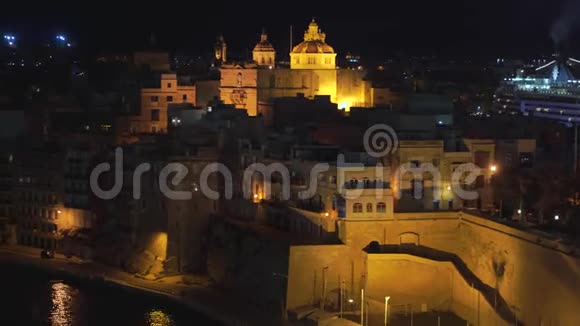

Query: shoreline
[0,246,257,326]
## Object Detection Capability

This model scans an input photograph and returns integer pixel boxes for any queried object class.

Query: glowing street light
[490,165,498,173]
[554,215,560,221]
[517,209,522,215]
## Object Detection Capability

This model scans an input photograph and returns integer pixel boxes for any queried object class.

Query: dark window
[166,96,173,102]
[353,203,363,213]
[411,179,423,196]
[167,82,172,88]
[505,153,513,168]
[476,175,485,188]
[151,109,160,121]
[150,96,159,102]
[182,94,187,100]
[474,151,490,168]
[377,202,386,213]
[519,152,534,168]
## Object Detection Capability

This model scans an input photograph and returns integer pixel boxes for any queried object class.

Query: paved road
[0,245,279,326]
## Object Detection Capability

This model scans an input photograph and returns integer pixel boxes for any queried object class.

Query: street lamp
[360,289,365,326]
[490,165,498,173]
[384,296,391,326]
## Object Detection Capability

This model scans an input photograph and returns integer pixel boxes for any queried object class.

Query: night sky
[0,0,577,59]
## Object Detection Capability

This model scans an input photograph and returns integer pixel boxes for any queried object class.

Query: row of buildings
[2,19,577,326]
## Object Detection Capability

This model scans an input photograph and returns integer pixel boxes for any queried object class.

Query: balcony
[343,180,390,190]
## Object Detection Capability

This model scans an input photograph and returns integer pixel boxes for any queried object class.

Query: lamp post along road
[384,296,390,326]
[360,289,365,326]
[340,280,345,318]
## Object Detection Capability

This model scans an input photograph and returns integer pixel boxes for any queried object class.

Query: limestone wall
[338,213,460,254]
[457,213,580,325]
[207,218,290,303]
[365,254,509,326]
[287,245,365,310]
[333,211,580,324]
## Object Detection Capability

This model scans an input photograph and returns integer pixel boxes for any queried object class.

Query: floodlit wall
[287,245,365,311]
[285,211,580,325]
[365,254,509,326]
[457,213,580,325]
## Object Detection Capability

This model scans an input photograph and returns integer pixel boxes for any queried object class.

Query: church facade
[219,19,371,116]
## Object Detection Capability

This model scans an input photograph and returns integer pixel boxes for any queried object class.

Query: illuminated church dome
[253,30,276,67]
[290,19,336,69]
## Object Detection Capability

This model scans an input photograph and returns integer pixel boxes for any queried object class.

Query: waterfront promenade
[0,245,278,326]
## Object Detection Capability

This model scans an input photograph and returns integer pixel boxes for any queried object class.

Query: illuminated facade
[290,19,336,70]
[253,30,275,68]
[128,74,196,134]
[219,20,370,116]
[214,35,227,65]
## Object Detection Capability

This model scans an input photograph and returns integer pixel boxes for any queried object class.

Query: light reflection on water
[146,309,174,326]
[50,282,76,326]
[48,281,175,326]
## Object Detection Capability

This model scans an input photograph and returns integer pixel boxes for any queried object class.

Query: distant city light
[517,209,522,215]
[56,35,66,41]
[67,43,71,47]
[437,120,444,125]
[490,165,497,172]
[554,215,560,221]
